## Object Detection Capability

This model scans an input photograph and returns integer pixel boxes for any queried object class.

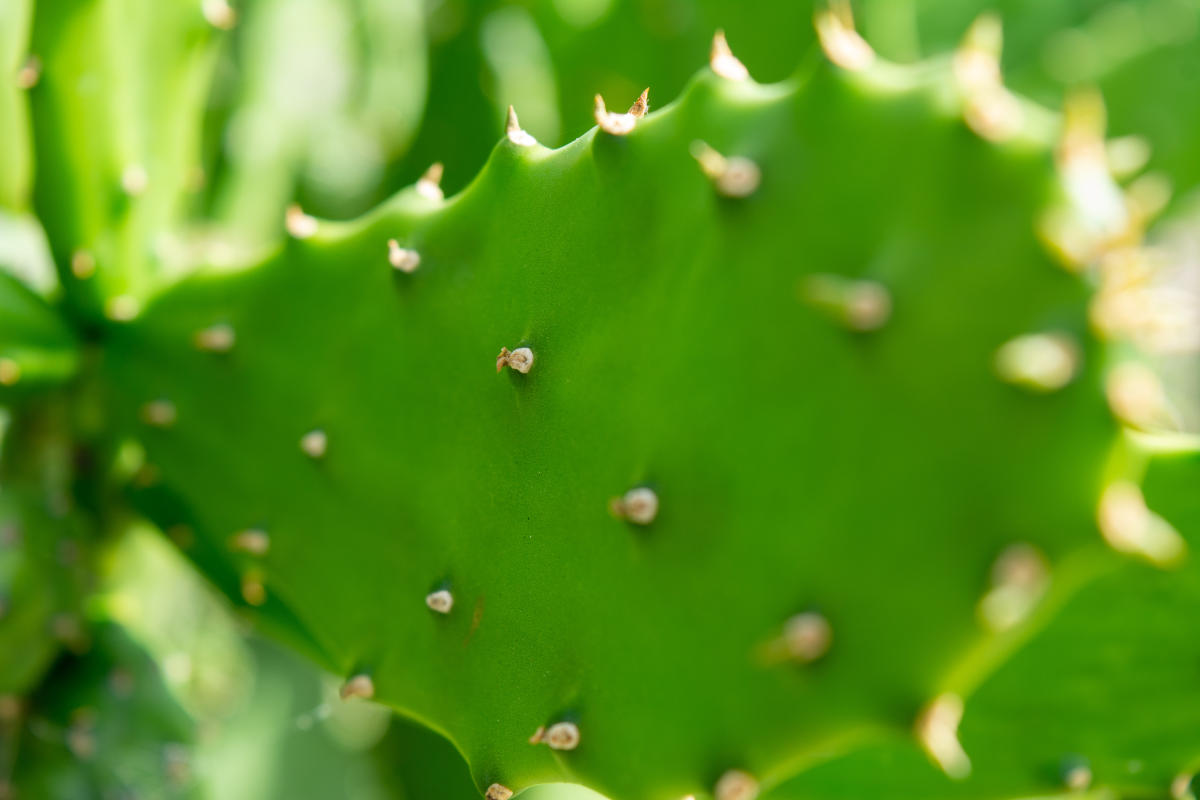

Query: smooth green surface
[0,0,33,212]
[104,55,1129,799]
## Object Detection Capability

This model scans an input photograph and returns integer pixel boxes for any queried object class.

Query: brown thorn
[628,88,649,118]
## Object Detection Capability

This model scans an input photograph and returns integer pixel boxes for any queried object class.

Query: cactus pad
[94,25,1200,798]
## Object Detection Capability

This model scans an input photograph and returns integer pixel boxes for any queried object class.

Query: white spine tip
[1063,764,1093,791]
[690,140,727,178]
[506,106,538,146]
[106,295,141,322]
[994,333,1079,392]
[528,726,546,744]
[486,785,513,800]
[715,769,759,800]
[120,164,148,196]
[953,13,1020,145]
[802,274,891,331]
[0,359,21,387]
[979,543,1050,631]
[387,239,421,273]
[545,721,580,750]
[610,487,658,525]
[241,572,266,605]
[301,429,328,458]
[1098,481,1186,565]
[783,612,832,662]
[193,323,236,353]
[228,529,269,556]
[141,400,177,428]
[14,55,41,89]
[815,7,875,71]
[1106,362,1166,429]
[285,204,318,239]
[964,88,1024,142]
[1106,135,1152,179]
[711,30,749,80]
[425,589,454,614]
[953,13,1003,92]
[690,141,760,198]
[593,94,637,136]
[201,0,238,29]
[416,163,444,201]
[340,674,375,700]
[1171,773,1194,800]
[917,693,972,779]
[717,157,762,198]
[846,283,890,330]
[1128,171,1173,221]
[496,346,534,373]
[71,250,96,279]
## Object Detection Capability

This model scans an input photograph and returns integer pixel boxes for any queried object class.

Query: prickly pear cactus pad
[99,26,1194,800]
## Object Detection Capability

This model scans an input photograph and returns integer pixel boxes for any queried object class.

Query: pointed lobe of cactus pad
[710,31,749,81]
[594,91,648,136]
[917,693,971,779]
[815,3,875,71]
[417,163,445,201]
[506,106,538,146]
[287,204,319,239]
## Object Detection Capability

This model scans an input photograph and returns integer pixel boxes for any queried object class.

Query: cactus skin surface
[95,31,1197,797]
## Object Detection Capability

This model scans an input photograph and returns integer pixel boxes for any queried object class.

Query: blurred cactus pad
[4,1,1200,799]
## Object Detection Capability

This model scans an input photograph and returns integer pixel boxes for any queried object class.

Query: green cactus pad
[101,40,1180,799]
